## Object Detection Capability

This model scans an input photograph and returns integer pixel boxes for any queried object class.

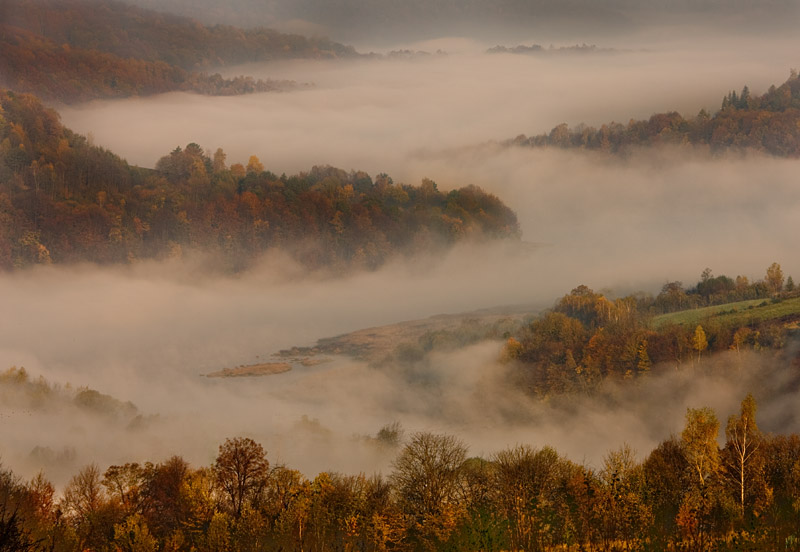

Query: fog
[2,252,799,486]
[2,256,799,486]
[7,35,800,485]
[61,39,800,174]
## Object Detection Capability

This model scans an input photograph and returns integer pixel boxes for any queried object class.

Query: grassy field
[651,296,800,328]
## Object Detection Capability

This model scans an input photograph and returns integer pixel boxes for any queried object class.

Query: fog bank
[1,243,798,486]
[60,40,800,173]
[7,32,800,486]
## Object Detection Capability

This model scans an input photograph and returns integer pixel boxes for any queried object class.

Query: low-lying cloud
[6,34,800,486]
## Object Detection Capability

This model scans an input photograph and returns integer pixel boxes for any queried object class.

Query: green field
[651,296,800,328]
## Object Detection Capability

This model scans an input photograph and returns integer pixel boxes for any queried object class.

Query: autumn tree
[643,437,690,543]
[391,432,468,548]
[246,156,264,175]
[765,262,784,295]
[213,437,270,519]
[492,445,567,551]
[636,340,652,374]
[212,148,227,174]
[762,433,800,529]
[103,463,146,516]
[598,445,652,550]
[681,407,720,488]
[113,513,158,552]
[692,325,708,362]
[655,281,689,313]
[723,393,768,519]
[0,468,39,552]
[62,464,117,551]
[140,456,192,542]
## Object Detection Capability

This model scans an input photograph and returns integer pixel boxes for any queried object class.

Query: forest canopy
[503,264,799,397]
[0,89,520,271]
[509,71,800,157]
[1,398,800,551]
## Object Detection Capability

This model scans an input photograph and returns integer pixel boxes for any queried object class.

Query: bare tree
[213,437,269,518]
[62,464,110,550]
[724,394,764,518]
[390,432,467,548]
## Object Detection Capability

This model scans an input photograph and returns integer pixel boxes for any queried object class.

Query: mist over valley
[2,2,800,549]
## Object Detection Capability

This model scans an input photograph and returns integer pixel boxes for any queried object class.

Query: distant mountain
[0,0,356,102]
[2,0,356,68]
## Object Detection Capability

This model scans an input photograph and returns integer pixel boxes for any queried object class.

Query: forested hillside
[0,90,520,270]
[509,72,800,157]
[0,0,356,102]
[2,0,355,67]
[504,264,799,396]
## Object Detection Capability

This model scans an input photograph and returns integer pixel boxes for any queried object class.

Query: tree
[213,437,270,519]
[723,394,765,518]
[140,456,191,541]
[113,514,157,552]
[62,464,115,551]
[548,123,571,147]
[643,437,690,541]
[636,340,652,374]
[599,445,652,550]
[103,463,145,516]
[692,325,708,362]
[492,445,565,551]
[391,432,467,548]
[212,148,227,174]
[765,262,784,295]
[681,407,720,487]
[246,156,264,175]
[0,469,39,552]
[655,281,688,313]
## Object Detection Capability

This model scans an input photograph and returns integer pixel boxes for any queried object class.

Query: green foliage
[654,296,800,329]
[652,299,766,328]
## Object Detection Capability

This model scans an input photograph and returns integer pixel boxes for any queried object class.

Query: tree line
[0,89,520,271]
[2,393,800,551]
[0,26,303,103]
[504,264,798,397]
[508,72,800,157]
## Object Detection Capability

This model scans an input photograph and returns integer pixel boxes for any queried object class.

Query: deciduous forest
[2,401,800,552]
[509,72,800,157]
[0,90,519,270]
[504,264,799,396]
